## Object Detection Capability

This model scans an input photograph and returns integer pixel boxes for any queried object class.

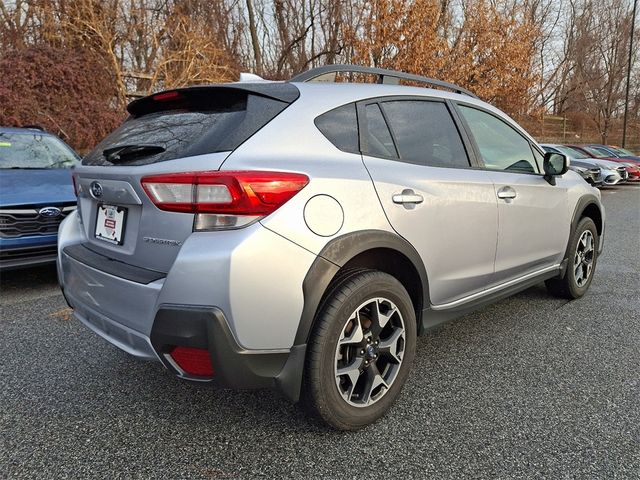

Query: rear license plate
[95,204,127,245]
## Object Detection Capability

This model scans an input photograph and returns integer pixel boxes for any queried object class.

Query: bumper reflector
[170,346,214,376]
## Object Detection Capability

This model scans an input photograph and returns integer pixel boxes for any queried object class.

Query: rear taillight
[169,346,214,377]
[141,171,309,230]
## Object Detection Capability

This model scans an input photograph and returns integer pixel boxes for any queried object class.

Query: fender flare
[569,194,604,253]
[557,194,604,278]
[292,229,430,346]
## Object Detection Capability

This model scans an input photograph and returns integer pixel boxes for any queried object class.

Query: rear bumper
[57,210,315,401]
[62,284,305,400]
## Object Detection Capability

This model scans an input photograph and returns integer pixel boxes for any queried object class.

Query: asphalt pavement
[1,185,639,479]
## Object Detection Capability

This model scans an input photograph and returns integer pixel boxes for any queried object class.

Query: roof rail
[289,64,478,99]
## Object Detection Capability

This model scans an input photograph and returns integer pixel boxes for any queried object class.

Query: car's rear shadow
[0,264,60,302]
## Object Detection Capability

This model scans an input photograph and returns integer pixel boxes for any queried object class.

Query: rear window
[83,86,298,166]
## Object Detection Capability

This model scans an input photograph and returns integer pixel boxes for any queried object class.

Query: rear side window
[458,105,539,174]
[83,87,296,166]
[314,103,359,154]
[379,101,470,168]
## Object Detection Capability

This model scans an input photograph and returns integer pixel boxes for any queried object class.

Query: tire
[302,270,417,430]
[546,216,598,299]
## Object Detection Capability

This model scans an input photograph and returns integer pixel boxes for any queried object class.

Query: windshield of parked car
[553,145,590,159]
[581,146,611,158]
[610,147,635,156]
[0,132,79,169]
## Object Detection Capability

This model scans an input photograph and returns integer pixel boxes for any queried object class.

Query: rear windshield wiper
[103,144,165,164]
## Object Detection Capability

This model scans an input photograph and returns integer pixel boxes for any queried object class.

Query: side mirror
[543,152,568,185]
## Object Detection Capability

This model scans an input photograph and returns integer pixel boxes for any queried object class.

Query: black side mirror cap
[543,152,568,185]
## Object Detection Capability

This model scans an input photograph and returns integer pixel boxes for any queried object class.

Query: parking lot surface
[1,185,639,479]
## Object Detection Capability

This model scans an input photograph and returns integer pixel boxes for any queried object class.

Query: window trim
[356,95,476,170]
[453,101,546,176]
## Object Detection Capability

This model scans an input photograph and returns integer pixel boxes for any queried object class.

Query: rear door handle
[392,190,424,204]
[497,186,517,200]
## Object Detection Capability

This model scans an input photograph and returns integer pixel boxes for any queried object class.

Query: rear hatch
[74,83,299,273]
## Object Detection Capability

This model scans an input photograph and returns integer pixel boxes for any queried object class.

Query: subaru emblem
[39,206,62,218]
[90,181,103,198]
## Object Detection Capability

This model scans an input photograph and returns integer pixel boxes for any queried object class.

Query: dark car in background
[585,144,640,163]
[0,127,78,269]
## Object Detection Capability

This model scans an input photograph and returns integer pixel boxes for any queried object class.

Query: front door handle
[497,186,517,200]
[392,190,424,205]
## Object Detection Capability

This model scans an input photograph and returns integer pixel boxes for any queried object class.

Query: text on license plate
[95,204,127,245]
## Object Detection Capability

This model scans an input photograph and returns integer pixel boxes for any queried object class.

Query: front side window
[459,105,539,174]
[380,101,470,168]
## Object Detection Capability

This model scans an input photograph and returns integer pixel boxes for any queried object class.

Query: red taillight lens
[141,171,309,215]
[169,346,214,377]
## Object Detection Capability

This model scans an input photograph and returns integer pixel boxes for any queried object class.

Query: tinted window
[364,104,397,158]
[84,89,293,166]
[0,132,78,169]
[459,105,538,173]
[380,101,469,168]
[315,103,359,154]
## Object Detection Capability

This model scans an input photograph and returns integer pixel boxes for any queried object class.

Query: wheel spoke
[575,264,584,286]
[378,328,404,363]
[370,299,396,337]
[336,357,364,401]
[585,234,594,252]
[360,363,387,405]
[339,313,364,345]
[580,233,588,249]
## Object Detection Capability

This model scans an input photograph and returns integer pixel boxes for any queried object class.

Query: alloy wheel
[334,297,406,407]
[574,230,595,287]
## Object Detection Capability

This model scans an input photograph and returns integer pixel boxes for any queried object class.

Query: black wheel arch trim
[569,194,604,255]
[294,229,430,347]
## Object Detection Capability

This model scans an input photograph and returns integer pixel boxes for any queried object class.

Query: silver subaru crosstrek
[58,65,604,430]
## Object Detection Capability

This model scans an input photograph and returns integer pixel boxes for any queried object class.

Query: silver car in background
[58,65,605,430]
[542,144,627,186]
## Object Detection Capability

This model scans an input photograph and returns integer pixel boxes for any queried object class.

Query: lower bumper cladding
[150,305,307,401]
